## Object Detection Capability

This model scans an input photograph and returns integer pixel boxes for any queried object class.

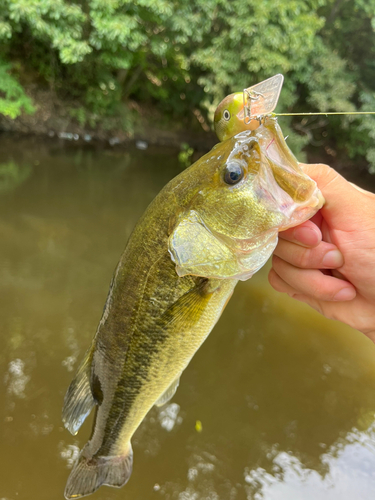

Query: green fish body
[62,117,324,499]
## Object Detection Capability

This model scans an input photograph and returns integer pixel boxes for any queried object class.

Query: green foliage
[3,0,91,63]
[0,59,34,118]
[357,91,375,173]
[0,0,374,170]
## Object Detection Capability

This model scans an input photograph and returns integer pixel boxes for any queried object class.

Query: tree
[0,0,374,169]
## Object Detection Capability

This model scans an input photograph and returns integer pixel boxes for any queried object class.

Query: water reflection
[158,403,183,432]
[0,159,32,193]
[242,424,375,500]
[5,359,30,399]
[59,441,80,468]
[1,135,375,499]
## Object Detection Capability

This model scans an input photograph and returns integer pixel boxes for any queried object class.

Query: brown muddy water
[1,134,375,500]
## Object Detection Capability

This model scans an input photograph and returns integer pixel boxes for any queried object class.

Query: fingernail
[322,250,344,268]
[333,288,355,301]
[293,226,320,246]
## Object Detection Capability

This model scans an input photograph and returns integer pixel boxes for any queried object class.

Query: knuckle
[309,281,336,301]
[310,284,324,298]
[296,249,312,268]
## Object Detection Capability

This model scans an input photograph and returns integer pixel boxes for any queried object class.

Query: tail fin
[64,445,133,499]
[62,349,96,436]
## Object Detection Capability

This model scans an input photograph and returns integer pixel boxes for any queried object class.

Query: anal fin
[155,377,180,407]
[62,349,96,436]
[64,445,133,499]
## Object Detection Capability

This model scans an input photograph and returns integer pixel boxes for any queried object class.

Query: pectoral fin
[155,377,180,407]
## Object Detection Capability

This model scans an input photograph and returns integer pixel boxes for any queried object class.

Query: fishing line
[274,111,375,117]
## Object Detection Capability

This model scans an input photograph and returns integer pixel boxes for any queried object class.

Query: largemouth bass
[62,116,324,499]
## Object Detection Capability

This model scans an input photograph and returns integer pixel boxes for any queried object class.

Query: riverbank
[0,84,372,187]
[0,84,217,152]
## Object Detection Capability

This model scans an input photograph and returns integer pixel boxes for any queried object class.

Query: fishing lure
[214,74,375,142]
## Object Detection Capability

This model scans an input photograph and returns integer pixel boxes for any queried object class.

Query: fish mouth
[278,186,325,231]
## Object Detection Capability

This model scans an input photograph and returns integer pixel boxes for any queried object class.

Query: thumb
[299,163,375,229]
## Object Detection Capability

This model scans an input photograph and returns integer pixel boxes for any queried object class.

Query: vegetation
[0,0,374,168]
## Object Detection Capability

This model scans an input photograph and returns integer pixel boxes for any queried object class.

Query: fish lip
[204,222,278,256]
[277,186,325,231]
[229,229,277,255]
[254,138,325,229]
[232,229,279,280]
[191,222,278,280]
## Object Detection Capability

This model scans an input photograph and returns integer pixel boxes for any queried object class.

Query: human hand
[268,163,375,342]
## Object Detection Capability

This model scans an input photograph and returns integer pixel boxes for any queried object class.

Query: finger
[300,163,375,229]
[268,268,298,296]
[349,182,375,196]
[279,220,322,248]
[331,269,346,280]
[288,294,375,339]
[309,211,323,229]
[286,293,325,314]
[274,239,343,269]
[272,255,356,302]
[268,272,355,332]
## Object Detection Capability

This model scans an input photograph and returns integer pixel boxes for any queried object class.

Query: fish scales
[62,117,324,499]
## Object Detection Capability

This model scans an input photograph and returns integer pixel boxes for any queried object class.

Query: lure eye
[223,162,244,185]
[223,109,231,121]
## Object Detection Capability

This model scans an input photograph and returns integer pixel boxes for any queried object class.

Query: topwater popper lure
[214,73,375,143]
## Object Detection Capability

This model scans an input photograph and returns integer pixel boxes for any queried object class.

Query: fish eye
[223,109,231,121]
[223,162,244,185]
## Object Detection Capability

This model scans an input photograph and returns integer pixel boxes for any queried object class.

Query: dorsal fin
[62,348,96,435]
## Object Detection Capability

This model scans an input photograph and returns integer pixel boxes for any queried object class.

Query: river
[1,134,375,500]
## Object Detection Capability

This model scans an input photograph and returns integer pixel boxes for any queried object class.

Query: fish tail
[64,444,133,499]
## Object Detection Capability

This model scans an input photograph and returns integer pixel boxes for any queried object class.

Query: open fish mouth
[248,136,325,230]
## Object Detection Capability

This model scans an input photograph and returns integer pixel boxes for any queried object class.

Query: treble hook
[243,89,265,124]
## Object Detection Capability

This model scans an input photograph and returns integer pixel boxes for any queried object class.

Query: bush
[0,59,34,118]
[0,0,374,169]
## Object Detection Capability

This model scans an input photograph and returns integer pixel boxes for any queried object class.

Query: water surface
[1,135,375,500]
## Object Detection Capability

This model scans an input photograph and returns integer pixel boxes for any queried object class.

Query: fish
[62,115,324,499]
